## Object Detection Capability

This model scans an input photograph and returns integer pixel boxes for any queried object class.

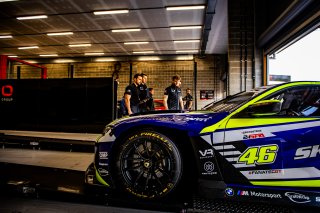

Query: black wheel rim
[119,137,180,198]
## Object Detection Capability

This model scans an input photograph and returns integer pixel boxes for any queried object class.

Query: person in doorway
[139,73,149,112]
[163,75,184,110]
[146,87,155,111]
[183,88,193,110]
[124,73,142,115]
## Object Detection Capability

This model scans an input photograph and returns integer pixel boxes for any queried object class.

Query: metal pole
[194,61,198,111]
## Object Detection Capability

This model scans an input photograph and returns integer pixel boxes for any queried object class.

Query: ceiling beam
[199,0,217,56]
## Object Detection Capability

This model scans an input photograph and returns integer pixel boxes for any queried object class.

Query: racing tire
[112,130,184,200]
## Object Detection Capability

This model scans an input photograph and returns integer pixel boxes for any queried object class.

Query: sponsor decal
[248,169,282,175]
[98,168,109,176]
[199,149,214,159]
[225,188,234,196]
[238,190,282,199]
[285,192,311,203]
[202,161,217,175]
[99,151,109,159]
[243,133,265,140]
[98,162,108,166]
[1,84,14,102]
[294,145,320,160]
[316,197,320,202]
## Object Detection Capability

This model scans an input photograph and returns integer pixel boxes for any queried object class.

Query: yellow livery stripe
[251,180,320,187]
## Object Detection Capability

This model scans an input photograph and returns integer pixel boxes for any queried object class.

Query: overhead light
[138,56,160,61]
[47,32,73,36]
[133,51,154,54]
[18,46,39,50]
[176,50,198,53]
[0,35,12,39]
[93,10,129,15]
[112,28,141,33]
[55,59,75,63]
[0,0,19,2]
[124,41,149,45]
[170,26,202,30]
[176,55,194,60]
[39,54,58,57]
[17,15,48,20]
[166,5,205,11]
[174,40,200,43]
[8,55,18,58]
[84,52,105,56]
[69,44,91,47]
[96,58,116,62]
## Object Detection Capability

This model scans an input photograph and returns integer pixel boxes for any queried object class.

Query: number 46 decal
[238,144,279,165]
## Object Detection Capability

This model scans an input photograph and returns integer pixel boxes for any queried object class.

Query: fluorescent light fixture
[112,28,141,33]
[176,50,198,53]
[17,15,48,20]
[166,5,205,11]
[0,35,12,39]
[39,54,58,57]
[69,44,91,47]
[174,40,200,43]
[138,56,160,61]
[170,26,202,30]
[93,10,129,15]
[84,52,105,56]
[0,0,19,2]
[8,55,18,58]
[96,58,116,62]
[133,51,154,54]
[18,46,39,50]
[176,55,194,60]
[47,32,73,36]
[55,59,75,63]
[124,41,149,45]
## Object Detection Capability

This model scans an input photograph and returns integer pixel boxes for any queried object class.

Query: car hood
[110,111,229,137]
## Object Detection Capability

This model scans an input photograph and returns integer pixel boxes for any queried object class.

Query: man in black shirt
[124,73,142,115]
[139,73,149,112]
[164,75,184,110]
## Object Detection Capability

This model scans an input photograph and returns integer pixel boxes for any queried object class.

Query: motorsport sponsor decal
[225,188,234,196]
[98,162,108,166]
[202,161,217,175]
[242,129,265,140]
[237,190,282,199]
[99,151,109,159]
[285,192,311,203]
[98,168,109,176]
[1,84,14,102]
[247,169,282,175]
[294,145,320,160]
[199,149,214,159]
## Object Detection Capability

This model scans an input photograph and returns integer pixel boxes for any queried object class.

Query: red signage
[1,85,13,97]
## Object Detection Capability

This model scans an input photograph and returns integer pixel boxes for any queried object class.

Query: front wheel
[113,131,183,200]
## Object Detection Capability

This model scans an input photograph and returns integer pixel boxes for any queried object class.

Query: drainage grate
[187,196,291,213]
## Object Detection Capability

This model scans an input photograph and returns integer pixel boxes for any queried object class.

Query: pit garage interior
[0,0,319,212]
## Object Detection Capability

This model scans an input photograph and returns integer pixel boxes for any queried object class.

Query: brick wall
[11,54,226,110]
[228,0,263,95]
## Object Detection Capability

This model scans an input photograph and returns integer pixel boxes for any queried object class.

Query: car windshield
[202,85,275,112]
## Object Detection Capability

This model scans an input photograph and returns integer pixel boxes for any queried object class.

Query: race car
[87,81,320,206]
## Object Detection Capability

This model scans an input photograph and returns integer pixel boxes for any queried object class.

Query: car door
[223,85,320,188]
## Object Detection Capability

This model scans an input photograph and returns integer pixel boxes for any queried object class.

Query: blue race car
[87,82,320,206]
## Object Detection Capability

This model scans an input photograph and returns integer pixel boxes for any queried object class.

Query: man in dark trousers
[124,73,142,115]
[139,73,149,112]
[183,88,193,110]
[163,75,184,110]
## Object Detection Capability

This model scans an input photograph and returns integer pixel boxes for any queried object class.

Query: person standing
[183,88,193,110]
[124,73,142,115]
[139,73,149,112]
[146,87,155,111]
[163,75,184,110]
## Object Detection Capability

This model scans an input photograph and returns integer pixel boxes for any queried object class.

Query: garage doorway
[268,28,320,84]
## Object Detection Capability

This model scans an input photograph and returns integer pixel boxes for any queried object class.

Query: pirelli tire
[113,130,184,200]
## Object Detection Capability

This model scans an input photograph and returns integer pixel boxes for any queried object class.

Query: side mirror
[247,100,281,117]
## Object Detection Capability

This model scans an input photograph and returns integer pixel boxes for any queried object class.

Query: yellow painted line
[251,180,320,187]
